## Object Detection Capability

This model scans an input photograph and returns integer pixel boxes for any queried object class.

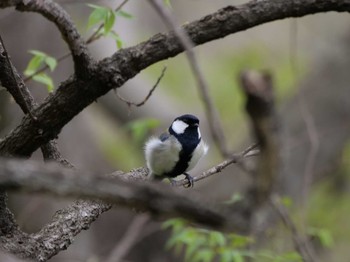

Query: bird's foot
[183,173,194,188]
[169,178,177,187]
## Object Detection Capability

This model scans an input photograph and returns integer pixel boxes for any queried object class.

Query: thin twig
[147,0,229,157]
[105,214,150,262]
[174,143,259,187]
[289,18,319,211]
[115,66,167,107]
[270,194,318,262]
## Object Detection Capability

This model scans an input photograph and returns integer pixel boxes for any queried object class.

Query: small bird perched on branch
[145,114,208,187]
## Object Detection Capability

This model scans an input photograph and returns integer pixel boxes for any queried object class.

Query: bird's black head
[176,114,199,126]
[169,114,201,141]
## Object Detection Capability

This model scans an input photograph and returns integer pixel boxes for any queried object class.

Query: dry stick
[147,0,229,157]
[105,214,150,262]
[174,143,259,187]
[270,195,317,262]
[24,0,130,83]
[116,66,167,107]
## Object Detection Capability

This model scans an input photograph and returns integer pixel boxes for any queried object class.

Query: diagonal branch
[0,34,36,120]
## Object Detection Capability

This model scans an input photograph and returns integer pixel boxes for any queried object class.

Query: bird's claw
[169,179,177,187]
[184,173,194,188]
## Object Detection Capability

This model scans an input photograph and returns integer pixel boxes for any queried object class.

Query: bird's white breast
[144,135,182,178]
[187,140,209,171]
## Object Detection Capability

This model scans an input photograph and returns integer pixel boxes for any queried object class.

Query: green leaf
[44,56,57,72]
[28,50,47,57]
[192,248,215,262]
[232,252,244,262]
[162,218,186,233]
[220,249,233,262]
[33,73,54,92]
[209,231,226,247]
[87,4,109,29]
[184,238,205,262]
[228,234,253,248]
[24,55,44,76]
[24,50,57,76]
[116,10,133,19]
[108,31,123,49]
[104,9,116,34]
[307,227,334,248]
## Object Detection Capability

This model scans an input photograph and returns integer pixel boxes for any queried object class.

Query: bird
[144,114,208,187]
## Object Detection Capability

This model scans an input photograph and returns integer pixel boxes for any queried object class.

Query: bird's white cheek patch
[171,120,188,134]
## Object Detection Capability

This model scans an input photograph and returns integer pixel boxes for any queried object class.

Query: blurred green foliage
[163,218,303,262]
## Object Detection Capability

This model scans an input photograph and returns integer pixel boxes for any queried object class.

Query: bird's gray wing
[159,132,170,142]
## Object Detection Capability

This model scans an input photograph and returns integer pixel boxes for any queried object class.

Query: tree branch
[0,0,348,158]
[0,158,245,232]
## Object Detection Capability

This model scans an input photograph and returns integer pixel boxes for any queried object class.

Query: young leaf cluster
[87,4,133,49]
[24,50,57,92]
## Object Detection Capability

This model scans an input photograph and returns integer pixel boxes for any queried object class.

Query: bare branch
[0,34,36,120]
[147,0,229,156]
[173,143,259,187]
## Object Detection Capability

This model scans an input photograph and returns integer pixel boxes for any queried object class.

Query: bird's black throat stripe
[165,127,200,178]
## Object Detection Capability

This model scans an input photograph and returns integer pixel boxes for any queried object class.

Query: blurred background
[0,0,350,261]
